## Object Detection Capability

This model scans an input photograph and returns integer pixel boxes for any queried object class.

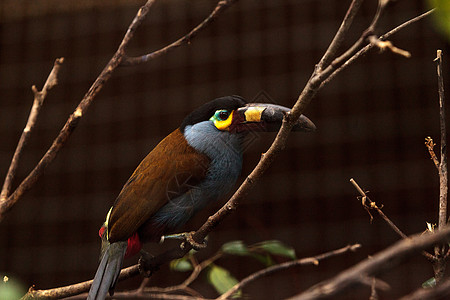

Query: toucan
[87,95,315,299]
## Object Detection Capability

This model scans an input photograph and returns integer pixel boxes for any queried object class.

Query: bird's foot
[161,231,207,251]
[138,250,158,277]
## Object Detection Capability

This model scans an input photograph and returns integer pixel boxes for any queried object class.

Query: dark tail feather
[88,241,127,300]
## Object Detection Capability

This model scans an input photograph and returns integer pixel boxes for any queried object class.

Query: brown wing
[107,128,210,243]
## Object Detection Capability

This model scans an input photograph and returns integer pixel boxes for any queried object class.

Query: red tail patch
[98,226,142,258]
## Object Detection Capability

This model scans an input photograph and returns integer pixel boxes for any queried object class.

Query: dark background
[1,0,449,299]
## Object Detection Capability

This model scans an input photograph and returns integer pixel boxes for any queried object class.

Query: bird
[87,95,315,299]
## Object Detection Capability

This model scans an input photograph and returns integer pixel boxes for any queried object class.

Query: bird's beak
[230,103,316,133]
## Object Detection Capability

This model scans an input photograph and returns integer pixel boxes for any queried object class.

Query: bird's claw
[181,231,207,251]
[138,250,158,277]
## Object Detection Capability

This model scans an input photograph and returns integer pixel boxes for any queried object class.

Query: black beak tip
[294,116,317,132]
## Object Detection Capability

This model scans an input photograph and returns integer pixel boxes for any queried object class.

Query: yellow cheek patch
[214,111,234,131]
[244,107,265,122]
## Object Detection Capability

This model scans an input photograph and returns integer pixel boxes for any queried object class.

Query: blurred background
[1,0,449,299]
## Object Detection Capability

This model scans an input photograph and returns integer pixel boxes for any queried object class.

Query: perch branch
[121,0,239,66]
[289,227,450,300]
[136,0,436,282]
[22,265,139,300]
[20,2,436,298]
[217,244,361,300]
[0,57,64,202]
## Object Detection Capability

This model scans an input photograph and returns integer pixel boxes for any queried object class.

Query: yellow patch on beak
[244,107,265,122]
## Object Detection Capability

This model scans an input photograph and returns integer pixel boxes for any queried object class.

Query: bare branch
[317,0,364,71]
[217,244,361,300]
[432,49,449,284]
[320,9,435,88]
[350,178,436,261]
[0,0,159,220]
[436,49,448,232]
[350,179,407,239]
[135,0,436,278]
[121,0,239,66]
[22,265,139,299]
[289,227,450,300]
[0,57,64,202]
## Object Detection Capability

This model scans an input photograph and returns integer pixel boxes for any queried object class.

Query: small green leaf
[170,257,193,272]
[207,264,240,297]
[250,253,274,267]
[422,277,436,288]
[253,240,296,260]
[221,240,250,256]
[428,0,450,41]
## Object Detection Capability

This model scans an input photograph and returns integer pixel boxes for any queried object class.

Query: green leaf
[250,253,274,267]
[0,276,26,300]
[221,240,250,256]
[207,264,240,297]
[428,0,450,41]
[253,240,296,260]
[170,257,193,272]
[422,277,436,288]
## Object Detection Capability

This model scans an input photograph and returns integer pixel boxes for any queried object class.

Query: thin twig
[0,57,64,202]
[350,178,436,261]
[121,0,239,66]
[317,0,364,71]
[369,277,378,300]
[143,252,222,295]
[436,49,448,232]
[217,244,361,300]
[350,179,407,239]
[432,49,448,284]
[320,9,435,88]
[289,227,450,300]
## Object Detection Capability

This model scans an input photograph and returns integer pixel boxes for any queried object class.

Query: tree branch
[432,49,448,284]
[217,244,361,300]
[186,0,435,264]
[320,9,435,88]
[121,0,239,66]
[436,49,448,232]
[289,227,450,300]
[22,265,139,299]
[0,57,64,202]
[0,0,238,221]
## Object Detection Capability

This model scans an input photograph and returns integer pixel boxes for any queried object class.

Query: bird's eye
[218,110,230,121]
